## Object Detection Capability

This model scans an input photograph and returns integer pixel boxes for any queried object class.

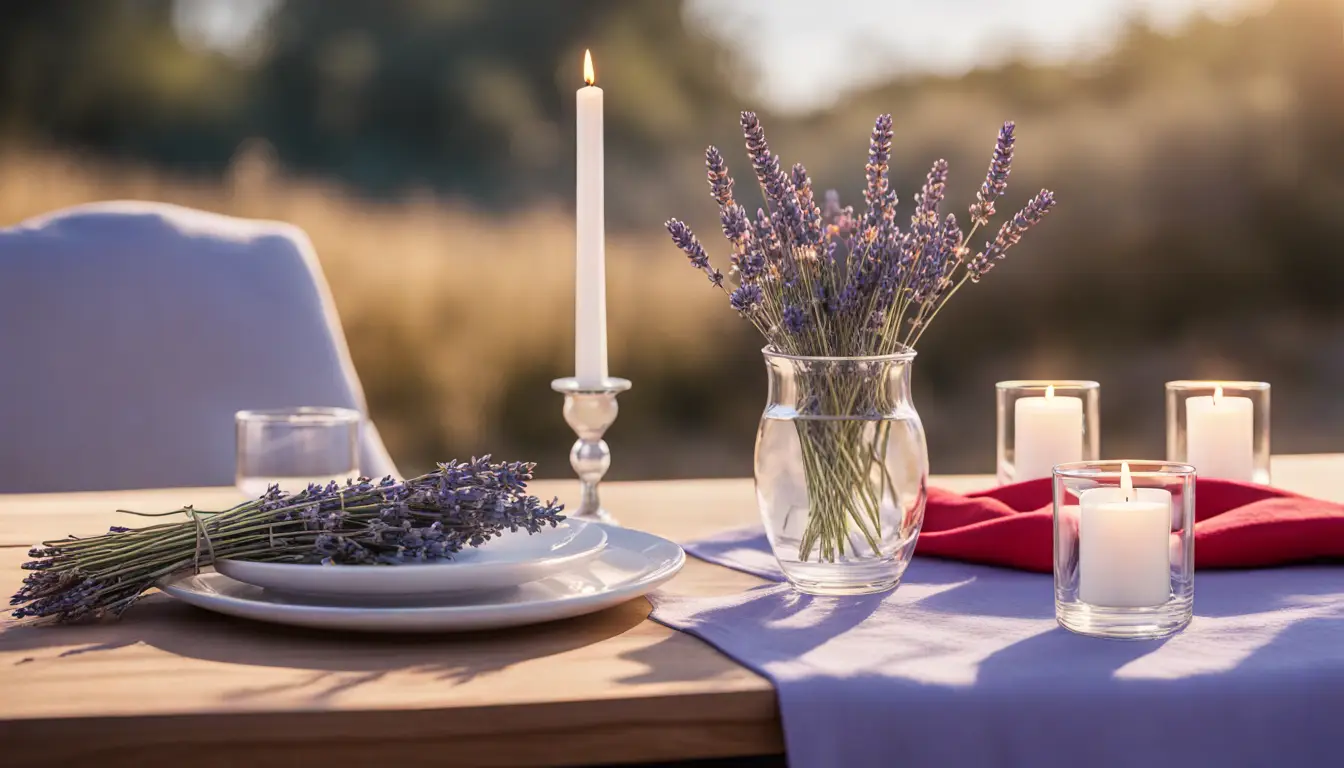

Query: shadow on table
[624,584,887,686]
[645,558,1344,686]
[977,626,1170,686]
[1,591,650,699]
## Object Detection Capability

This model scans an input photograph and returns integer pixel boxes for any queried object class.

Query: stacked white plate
[157,520,684,632]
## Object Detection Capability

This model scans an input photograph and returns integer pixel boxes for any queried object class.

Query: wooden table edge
[0,686,785,766]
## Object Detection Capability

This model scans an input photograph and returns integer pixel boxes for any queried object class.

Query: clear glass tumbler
[1165,380,1270,484]
[235,407,361,498]
[1054,460,1195,639]
[996,380,1100,485]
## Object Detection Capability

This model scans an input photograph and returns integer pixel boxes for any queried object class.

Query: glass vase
[754,346,929,595]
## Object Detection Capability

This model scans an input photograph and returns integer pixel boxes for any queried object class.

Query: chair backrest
[0,201,397,492]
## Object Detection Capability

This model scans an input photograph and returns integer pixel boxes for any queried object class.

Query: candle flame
[1213,384,1223,404]
[583,49,595,86]
[1045,384,1055,399]
[1120,461,1133,502]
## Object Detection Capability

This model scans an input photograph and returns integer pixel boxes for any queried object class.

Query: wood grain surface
[1,457,1338,766]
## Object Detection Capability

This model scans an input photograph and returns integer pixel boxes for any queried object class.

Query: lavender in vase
[665,113,1056,589]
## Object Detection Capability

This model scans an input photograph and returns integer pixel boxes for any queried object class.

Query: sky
[684,0,1266,112]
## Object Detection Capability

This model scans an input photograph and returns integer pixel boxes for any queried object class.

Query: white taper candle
[575,49,608,386]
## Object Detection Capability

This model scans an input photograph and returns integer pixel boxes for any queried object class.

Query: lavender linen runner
[647,526,1344,768]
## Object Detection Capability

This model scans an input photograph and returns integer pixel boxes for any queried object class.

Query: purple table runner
[648,525,1344,768]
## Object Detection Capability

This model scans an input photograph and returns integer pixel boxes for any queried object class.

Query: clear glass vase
[754,346,929,595]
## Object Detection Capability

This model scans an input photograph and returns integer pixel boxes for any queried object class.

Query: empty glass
[235,407,360,498]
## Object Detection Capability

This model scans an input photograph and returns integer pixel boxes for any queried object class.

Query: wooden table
[2,455,1340,767]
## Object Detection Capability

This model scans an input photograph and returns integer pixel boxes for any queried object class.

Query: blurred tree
[256,0,743,202]
[0,1,249,163]
[0,0,745,218]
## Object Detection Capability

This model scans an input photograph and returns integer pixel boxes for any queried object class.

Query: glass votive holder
[235,407,361,498]
[1165,380,1270,484]
[996,380,1100,485]
[1053,460,1194,639]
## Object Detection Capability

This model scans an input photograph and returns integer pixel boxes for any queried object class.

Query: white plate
[215,519,607,597]
[158,525,683,632]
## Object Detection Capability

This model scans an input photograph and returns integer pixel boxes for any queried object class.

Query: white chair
[0,201,398,492]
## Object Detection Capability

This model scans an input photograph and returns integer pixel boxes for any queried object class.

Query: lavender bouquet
[666,113,1055,575]
[13,457,564,624]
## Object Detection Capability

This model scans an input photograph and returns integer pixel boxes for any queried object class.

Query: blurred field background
[2,0,1342,479]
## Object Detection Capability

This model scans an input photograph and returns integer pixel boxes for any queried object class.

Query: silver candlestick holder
[551,376,632,524]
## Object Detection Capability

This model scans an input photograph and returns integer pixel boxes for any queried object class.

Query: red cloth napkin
[916,478,1344,573]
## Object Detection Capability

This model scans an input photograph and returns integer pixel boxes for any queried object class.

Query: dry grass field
[0,145,748,477]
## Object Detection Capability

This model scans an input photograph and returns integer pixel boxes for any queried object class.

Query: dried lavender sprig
[782,304,809,335]
[822,236,838,267]
[665,219,725,287]
[729,282,764,314]
[969,121,1015,226]
[739,248,766,282]
[754,207,800,292]
[705,146,735,207]
[864,114,894,214]
[741,111,775,189]
[754,208,782,262]
[792,163,824,247]
[913,158,949,230]
[934,213,965,293]
[719,204,752,253]
[968,189,1055,281]
[13,458,566,624]
[909,214,962,307]
[884,158,950,325]
[740,111,806,244]
[16,469,553,615]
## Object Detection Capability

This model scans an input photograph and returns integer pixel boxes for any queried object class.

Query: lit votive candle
[1014,385,1083,481]
[1079,462,1172,608]
[1185,385,1254,481]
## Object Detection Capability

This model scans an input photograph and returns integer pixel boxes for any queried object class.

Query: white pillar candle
[1185,385,1253,481]
[574,50,608,387]
[1079,463,1172,608]
[1013,385,1083,481]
